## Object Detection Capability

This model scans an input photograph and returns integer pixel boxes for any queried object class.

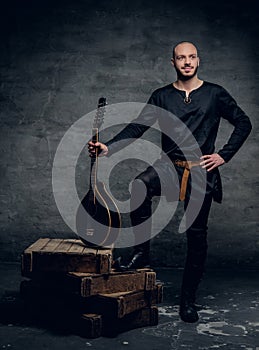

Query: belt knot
[173,159,201,201]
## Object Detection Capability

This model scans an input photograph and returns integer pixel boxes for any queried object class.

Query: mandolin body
[76,180,121,248]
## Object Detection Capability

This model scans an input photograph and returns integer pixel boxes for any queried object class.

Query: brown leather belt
[173,160,201,201]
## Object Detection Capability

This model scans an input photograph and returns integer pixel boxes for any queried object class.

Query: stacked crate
[20,238,163,337]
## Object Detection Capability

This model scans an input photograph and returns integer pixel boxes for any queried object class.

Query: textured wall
[0,0,258,267]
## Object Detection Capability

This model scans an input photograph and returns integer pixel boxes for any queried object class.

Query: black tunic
[105,81,252,202]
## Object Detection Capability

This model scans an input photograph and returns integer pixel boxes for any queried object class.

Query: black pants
[130,160,213,299]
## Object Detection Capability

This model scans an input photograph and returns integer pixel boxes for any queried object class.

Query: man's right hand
[88,141,108,157]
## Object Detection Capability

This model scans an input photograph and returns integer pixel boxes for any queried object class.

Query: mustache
[175,65,199,81]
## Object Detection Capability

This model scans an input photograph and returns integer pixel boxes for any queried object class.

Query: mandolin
[76,97,121,248]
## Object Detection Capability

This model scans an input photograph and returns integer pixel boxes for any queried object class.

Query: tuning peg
[98,97,107,107]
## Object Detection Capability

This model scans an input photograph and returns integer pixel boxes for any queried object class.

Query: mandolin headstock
[93,97,107,130]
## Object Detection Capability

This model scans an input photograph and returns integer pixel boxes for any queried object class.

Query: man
[88,41,252,323]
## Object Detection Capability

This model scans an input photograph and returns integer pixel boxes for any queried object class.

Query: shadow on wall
[0,0,257,267]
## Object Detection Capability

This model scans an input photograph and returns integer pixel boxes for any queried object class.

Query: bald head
[172,41,198,60]
[171,41,200,81]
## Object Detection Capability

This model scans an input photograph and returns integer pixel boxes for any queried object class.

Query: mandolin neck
[89,128,99,189]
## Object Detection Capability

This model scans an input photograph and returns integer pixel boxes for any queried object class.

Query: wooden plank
[21,239,112,277]
[68,240,86,254]
[31,253,112,275]
[53,240,73,253]
[67,268,156,297]
[40,238,63,252]
[89,284,163,318]
[24,238,50,253]
[96,248,113,255]
[90,291,147,318]
[21,238,50,276]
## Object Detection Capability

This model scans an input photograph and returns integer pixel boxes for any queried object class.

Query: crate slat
[21,238,112,276]
[68,240,86,254]
[21,238,50,274]
[41,238,63,252]
[67,268,156,297]
[53,240,74,253]
[90,284,163,318]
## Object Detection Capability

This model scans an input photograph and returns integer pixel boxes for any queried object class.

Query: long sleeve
[105,93,159,156]
[217,88,252,162]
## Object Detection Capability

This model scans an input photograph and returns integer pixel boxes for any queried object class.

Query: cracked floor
[0,264,258,350]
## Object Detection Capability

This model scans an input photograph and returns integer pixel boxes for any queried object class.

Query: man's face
[171,43,200,80]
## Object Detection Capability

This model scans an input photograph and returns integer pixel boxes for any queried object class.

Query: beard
[175,65,199,81]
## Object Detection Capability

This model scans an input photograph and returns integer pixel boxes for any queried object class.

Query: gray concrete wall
[0,0,258,267]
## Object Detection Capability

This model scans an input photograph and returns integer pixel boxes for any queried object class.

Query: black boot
[179,291,199,323]
[120,241,150,271]
[179,266,202,323]
[179,263,204,323]
[124,250,150,270]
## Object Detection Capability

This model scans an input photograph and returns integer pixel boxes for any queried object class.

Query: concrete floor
[0,263,258,350]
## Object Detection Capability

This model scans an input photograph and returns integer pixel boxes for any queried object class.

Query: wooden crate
[77,306,159,338]
[67,268,156,297]
[20,268,156,298]
[19,238,161,338]
[20,280,163,319]
[21,238,112,276]
[89,284,163,318]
